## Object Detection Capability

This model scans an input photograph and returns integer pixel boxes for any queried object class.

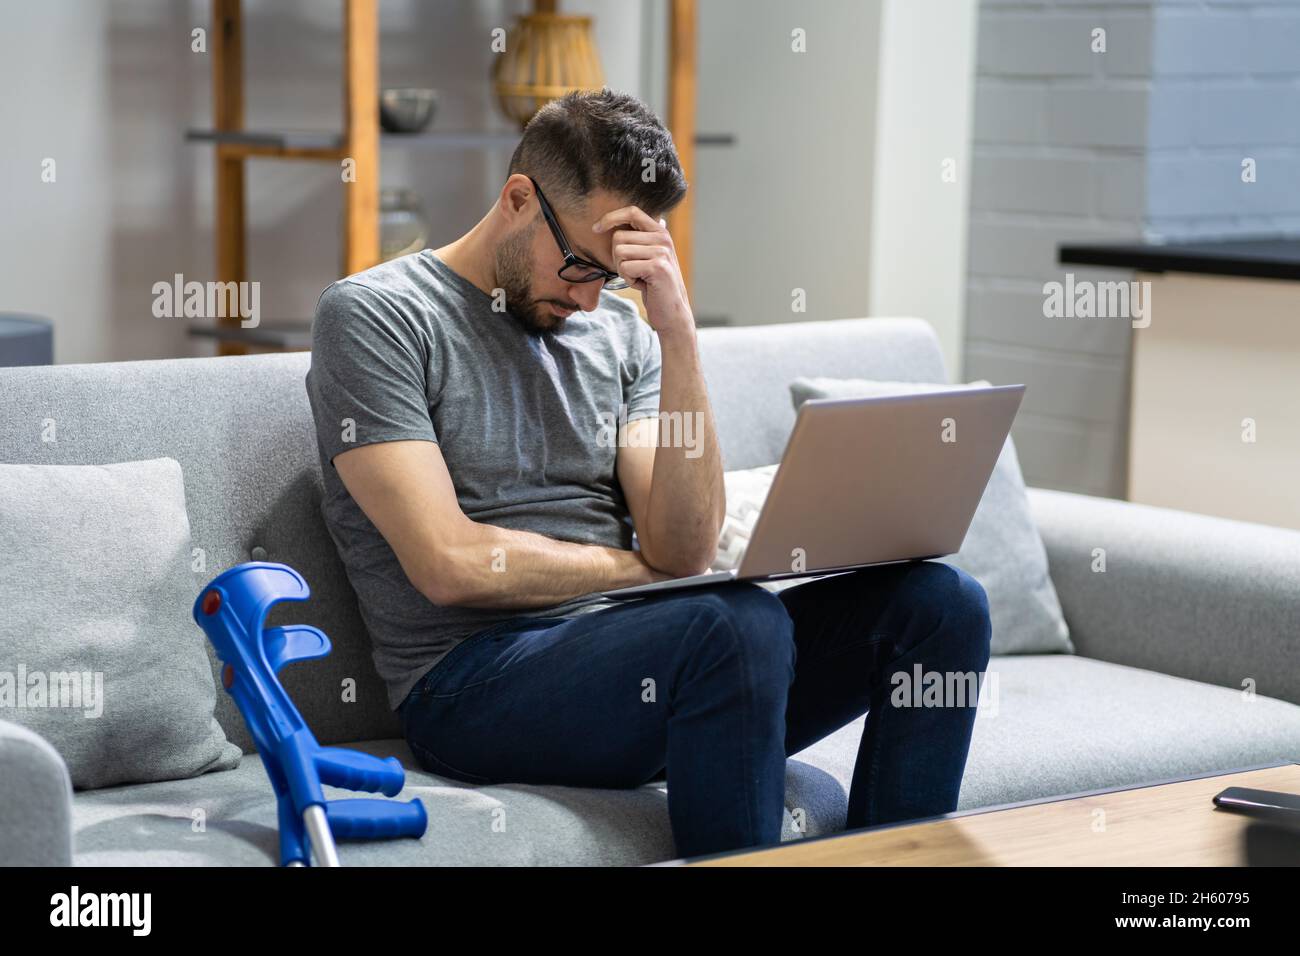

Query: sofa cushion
[0,458,240,789]
[69,740,844,866]
[788,377,1073,655]
[792,654,1300,815]
[0,353,401,753]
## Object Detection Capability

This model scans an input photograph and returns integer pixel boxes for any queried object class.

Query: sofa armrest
[1026,487,1300,707]
[0,718,73,865]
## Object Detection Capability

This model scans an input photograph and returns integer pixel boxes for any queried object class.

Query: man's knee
[696,584,793,638]
[903,563,992,667]
[675,585,796,684]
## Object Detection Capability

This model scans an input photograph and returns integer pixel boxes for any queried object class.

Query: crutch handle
[316,748,406,797]
[326,798,428,841]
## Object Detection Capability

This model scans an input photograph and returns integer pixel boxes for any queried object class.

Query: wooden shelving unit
[194,0,376,355]
[666,0,697,299]
[189,0,705,355]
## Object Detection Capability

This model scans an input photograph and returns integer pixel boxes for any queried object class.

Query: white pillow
[715,465,806,594]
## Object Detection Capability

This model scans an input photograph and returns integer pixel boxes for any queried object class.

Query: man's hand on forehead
[581,206,664,272]
[591,206,667,235]
[590,206,690,332]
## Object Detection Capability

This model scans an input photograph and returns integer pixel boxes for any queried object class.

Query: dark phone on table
[1213,786,1300,825]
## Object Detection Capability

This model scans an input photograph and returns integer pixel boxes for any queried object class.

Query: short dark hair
[508,87,688,219]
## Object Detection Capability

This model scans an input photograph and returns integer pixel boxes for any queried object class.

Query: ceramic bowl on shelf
[379,88,437,133]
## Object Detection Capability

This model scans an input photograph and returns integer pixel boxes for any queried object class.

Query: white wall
[686,0,882,328]
[645,0,976,375]
[867,0,978,380]
[1,1,201,365]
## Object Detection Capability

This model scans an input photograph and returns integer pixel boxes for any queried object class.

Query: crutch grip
[315,748,406,797]
[326,798,428,841]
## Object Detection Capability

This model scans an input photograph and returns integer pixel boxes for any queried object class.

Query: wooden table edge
[656,760,1300,867]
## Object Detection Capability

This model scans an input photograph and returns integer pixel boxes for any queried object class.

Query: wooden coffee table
[675,762,1300,866]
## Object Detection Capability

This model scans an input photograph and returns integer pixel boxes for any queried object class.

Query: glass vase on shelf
[379,188,429,263]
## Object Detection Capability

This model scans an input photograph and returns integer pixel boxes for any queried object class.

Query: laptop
[602,383,1026,600]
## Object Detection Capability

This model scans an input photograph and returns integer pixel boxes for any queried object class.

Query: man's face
[495,185,627,335]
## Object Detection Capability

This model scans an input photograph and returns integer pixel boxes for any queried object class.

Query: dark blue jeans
[398,560,991,859]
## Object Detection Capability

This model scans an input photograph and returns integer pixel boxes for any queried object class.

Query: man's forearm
[414,520,658,610]
[641,325,726,575]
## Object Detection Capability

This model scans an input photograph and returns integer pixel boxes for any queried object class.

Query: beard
[495,219,565,335]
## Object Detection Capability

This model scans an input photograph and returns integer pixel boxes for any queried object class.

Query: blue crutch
[192,561,427,866]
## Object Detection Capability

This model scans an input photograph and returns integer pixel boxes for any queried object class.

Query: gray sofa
[3,316,1299,866]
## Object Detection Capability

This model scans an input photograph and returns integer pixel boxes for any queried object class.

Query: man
[305,88,991,860]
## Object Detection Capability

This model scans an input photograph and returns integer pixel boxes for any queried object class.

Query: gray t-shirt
[305,250,662,710]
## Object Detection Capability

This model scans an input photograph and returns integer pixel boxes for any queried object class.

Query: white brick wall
[966,0,1150,496]
[1146,2,1300,240]
[965,0,1300,497]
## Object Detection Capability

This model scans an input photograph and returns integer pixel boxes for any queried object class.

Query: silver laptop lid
[736,384,1026,579]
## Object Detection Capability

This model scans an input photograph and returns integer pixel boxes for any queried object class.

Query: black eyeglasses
[528,176,629,291]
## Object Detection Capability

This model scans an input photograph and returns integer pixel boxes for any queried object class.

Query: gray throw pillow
[0,458,241,789]
[783,377,1073,655]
